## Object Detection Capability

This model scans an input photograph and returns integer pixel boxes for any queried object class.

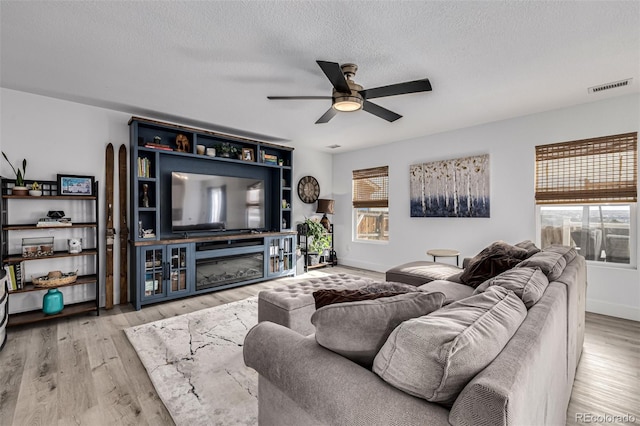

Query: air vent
[588,78,633,94]
[327,144,341,149]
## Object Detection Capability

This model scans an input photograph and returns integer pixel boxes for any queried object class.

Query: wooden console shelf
[1,178,100,326]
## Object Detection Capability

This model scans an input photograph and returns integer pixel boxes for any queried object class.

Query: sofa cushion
[417,280,475,305]
[515,240,541,258]
[311,291,445,368]
[543,244,578,264]
[460,241,528,287]
[372,286,527,407]
[313,282,421,309]
[385,261,463,286]
[517,250,567,281]
[474,266,549,309]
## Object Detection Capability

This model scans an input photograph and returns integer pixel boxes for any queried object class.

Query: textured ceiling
[1,1,639,152]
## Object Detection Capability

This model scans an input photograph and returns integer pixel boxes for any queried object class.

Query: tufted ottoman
[258,273,380,335]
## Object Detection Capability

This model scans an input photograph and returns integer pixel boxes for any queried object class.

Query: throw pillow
[313,282,421,309]
[311,291,445,368]
[474,266,549,309]
[515,240,541,258]
[542,244,578,264]
[516,250,567,281]
[460,241,528,287]
[372,286,527,407]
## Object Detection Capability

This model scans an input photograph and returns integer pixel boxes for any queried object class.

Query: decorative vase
[42,288,64,315]
[12,186,28,196]
[29,189,43,196]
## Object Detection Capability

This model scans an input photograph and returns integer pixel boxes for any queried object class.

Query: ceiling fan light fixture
[333,95,363,112]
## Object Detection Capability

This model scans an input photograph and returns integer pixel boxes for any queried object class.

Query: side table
[426,249,460,266]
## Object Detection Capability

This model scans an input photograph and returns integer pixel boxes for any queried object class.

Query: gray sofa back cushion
[372,286,527,407]
[515,240,541,258]
[474,266,549,309]
[516,250,567,281]
[543,244,578,264]
[311,291,445,368]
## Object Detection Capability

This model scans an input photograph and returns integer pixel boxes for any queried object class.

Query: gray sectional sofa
[244,242,586,426]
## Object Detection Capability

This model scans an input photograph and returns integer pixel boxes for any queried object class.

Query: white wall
[1,88,334,311]
[292,147,333,225]
[332,93,640,321]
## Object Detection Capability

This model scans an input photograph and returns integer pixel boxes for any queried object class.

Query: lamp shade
[316,199,335,214]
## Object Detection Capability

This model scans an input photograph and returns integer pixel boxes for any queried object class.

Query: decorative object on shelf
[297,176,320,203]
[175,134,191,152]
[206,147,216,157]
[410,154,490,218]
[33,270,78,288]
[141,183,150,207]
[57,174,95,196]
[22,237,54,258]
[197,144,206,155]
[67,238,82,254]
[42,288,64,315]
[242,148,255,162]
[217,142,239,158]
[316,198,335,231]
[29,181,42,196]
[278,159,284,166]
[2,151,28,194]
[154,136,162,144]
[36,217,72,227]
[138,220,144,238]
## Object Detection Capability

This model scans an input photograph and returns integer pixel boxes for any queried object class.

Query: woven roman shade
[352,166,389,208]
[535,132,637,204]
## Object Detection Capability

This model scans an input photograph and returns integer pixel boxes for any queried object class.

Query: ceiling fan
[268,60,432,124]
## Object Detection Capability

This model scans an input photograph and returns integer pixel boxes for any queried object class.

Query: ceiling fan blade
[268,96,332,100]
[362,101,402,122]
[360,78,432,100]
[316,60,351,93]
[315,107,338,124]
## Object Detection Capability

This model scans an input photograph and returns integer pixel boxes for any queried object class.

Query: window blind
[352,166,389,208]
[535,132,637,204]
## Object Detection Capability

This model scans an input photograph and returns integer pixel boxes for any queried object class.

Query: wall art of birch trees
[410,154,490,217]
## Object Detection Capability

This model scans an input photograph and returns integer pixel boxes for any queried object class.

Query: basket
[32,271,78,288]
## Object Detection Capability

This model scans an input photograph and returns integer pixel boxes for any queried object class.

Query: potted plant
[29,181,42,196]
[304,218,332,264]
[2,152,28,195]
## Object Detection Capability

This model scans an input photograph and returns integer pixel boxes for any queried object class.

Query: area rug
[124,297,258,426]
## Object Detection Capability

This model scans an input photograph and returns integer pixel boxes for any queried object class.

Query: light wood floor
[0,266,638,425]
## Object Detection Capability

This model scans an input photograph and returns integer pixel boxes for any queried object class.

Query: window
[352,166,389,241]
[535,132,637,265]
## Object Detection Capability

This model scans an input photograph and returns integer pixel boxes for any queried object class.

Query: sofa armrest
[244,321,450,426]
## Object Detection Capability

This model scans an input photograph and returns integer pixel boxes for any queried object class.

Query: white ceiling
[1,1,639,152]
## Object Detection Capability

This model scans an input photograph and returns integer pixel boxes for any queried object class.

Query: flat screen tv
[171,171,265,233]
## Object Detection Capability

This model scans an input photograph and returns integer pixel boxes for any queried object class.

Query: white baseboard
[586,299,640,322]
[338,259,387,273]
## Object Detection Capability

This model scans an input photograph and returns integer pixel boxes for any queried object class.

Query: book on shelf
[144,143,173,151]
[137,157,152,178]
[263,154,278,165]
[3,265,19,291]
[36,217,72,227]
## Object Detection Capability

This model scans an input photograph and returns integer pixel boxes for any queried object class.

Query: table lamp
[316,199,335,232]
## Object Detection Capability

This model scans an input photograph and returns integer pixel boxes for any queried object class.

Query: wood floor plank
[1,266,637,426]
[11,325,59,426]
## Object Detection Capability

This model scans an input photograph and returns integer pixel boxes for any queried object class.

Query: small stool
[427,249,460,266]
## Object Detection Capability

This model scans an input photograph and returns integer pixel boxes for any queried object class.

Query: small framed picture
[57,174,95,196]
[242,148,255,162]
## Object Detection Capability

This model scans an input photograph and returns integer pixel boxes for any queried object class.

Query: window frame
[352,166,389,243]
[535,203,637,269]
